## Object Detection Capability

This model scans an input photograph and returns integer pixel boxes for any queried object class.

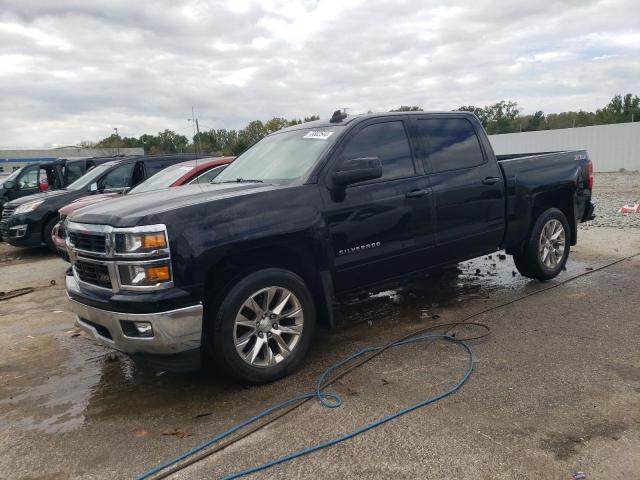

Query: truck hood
[69,182,283,227]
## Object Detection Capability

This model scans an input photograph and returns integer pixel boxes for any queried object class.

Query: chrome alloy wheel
[233,286,304,368]
[538,219,566,268]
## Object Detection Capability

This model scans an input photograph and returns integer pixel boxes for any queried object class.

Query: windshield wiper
[220,178,264,184]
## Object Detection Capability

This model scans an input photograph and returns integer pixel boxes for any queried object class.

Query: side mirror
[332,157,382,187]
[3,180,15,190]
[89,182,98,192]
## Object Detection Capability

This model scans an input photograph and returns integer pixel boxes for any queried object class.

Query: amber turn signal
[145,265,170,282]
[142,233,166,249]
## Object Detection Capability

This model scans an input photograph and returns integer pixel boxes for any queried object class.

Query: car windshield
[3,168,23,184]
[213,126,343,185]
[129,164,196,194]
[66,162,116,191]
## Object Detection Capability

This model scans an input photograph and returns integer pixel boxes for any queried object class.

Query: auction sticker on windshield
[303,130,334,140]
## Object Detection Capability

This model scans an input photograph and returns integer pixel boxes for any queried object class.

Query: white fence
[488,122,640,172]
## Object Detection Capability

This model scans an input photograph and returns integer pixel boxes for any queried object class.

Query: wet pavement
[1,227,639,479]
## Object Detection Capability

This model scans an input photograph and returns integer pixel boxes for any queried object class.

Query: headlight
[117,261,172,288]
[115,230,168,254]
[14,200,44,214]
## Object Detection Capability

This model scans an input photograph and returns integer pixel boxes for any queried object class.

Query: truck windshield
[213,126,343,185]
[66,162,117,191]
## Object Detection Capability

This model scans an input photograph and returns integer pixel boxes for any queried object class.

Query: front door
[321,118,435,293]
[12,165,40,200]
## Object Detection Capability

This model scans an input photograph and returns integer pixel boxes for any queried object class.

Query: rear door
[417,116,505,262]
[321,118,435,292]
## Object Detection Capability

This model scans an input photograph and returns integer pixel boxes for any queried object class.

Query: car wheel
[207,268,316,384]
[43,216,60,252]
[512,208,570,281]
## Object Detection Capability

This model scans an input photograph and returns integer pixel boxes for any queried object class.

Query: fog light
[9,224,28,238]
[134,322,153,337]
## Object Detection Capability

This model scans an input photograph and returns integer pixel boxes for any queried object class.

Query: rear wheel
[512,208,570,281]
[206,268,316,384]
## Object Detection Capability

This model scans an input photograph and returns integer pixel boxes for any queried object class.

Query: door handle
[482,177,501,185]
[405,189,431,198]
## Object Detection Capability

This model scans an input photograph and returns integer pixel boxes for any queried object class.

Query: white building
[488,122,640,172]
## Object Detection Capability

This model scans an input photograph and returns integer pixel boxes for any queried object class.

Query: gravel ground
[585,172,640,229]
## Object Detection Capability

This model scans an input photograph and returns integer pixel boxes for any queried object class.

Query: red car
[52,156,234,259]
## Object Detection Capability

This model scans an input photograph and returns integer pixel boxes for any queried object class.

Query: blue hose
[136,333,474,480]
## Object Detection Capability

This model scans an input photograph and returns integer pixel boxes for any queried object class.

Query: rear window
[418,118,484,172]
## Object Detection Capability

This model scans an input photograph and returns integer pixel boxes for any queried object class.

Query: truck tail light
[587,160,594,190]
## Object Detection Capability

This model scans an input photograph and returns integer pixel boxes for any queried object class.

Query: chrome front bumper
[67,275,202,355]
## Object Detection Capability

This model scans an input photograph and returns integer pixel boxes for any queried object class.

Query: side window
[341,121,415,182]
[418,118,484,172]
[145,160,172,177]
[99,163,135,189]
[65,162,84,184]
[189,165,227,184]
[19,166,39,189]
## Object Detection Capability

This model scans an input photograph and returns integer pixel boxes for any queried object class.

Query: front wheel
[513,208,570,281]
[206,268,316,384]
[43,216,60,252]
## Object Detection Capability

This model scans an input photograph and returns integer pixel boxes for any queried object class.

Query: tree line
[90,93,638,155]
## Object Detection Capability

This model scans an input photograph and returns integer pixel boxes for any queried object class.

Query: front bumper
[67,274,203,356]
[1,213,43,247]
[51,220,69,260]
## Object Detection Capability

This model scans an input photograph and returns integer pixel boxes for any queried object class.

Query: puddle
[0,252,592,435]
[334,253,591,328]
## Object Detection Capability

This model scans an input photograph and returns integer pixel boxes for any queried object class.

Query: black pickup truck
[64,111,595,383]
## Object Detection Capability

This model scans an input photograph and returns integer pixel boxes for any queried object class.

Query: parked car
[0,154,206,250]
[64,110,595,383]
[1,157,119,213]
[52,157,234,258]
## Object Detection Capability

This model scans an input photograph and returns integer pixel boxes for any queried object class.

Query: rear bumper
[582,201,596,222]
[67,274,203,358]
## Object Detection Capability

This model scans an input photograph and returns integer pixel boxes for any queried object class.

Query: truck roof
[275,110,478,134]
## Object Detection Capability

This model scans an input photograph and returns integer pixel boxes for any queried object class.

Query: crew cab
[1,154,205,250]
[64,111,595,383]
[51,156,234,259]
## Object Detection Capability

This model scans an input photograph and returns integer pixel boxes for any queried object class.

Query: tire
[512,208,570,281]
[206,268,316,384]
[43,216,59,252]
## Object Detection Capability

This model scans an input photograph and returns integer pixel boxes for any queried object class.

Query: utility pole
[113,128,120,155]
[195,118,202,155]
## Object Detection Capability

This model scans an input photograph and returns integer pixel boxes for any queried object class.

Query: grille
[68,231,106,254]
[75,260,111,289]
[1,205,16,221]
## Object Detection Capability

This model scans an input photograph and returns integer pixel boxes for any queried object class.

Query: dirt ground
[1,173,639,480]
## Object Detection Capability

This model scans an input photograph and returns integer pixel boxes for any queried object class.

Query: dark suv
[1,154,204,250]
[0,157,118,213]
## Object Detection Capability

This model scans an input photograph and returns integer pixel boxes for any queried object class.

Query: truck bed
[496,149,592,252]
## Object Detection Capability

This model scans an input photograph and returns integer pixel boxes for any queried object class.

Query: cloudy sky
[1,0,639,148]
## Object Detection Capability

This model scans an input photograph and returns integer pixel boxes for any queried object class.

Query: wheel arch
[203,237,334,332]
